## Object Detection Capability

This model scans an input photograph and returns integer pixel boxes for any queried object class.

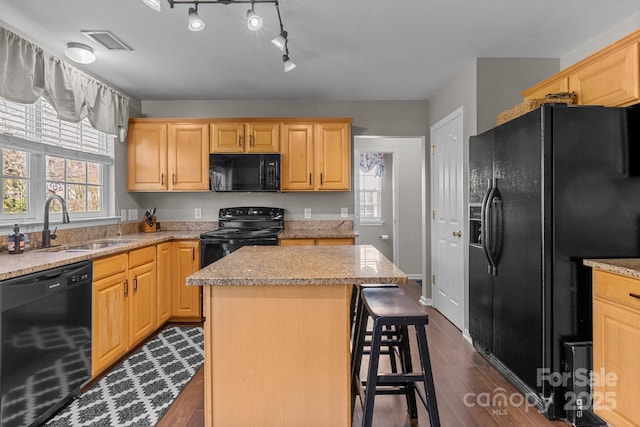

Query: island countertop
[187,244,407,286]
[583,258,640,279]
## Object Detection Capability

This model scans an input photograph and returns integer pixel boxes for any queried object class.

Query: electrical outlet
[195,208,202,219]
[120,209,127,221]
[304,208,311,219]
[128,209,138,221]
[341,207,348,218]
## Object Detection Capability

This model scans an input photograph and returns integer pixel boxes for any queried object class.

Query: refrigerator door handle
[489,183,503,276]
[481,179,498,275]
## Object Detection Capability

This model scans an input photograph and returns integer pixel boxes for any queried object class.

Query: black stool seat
[351,287,440,427]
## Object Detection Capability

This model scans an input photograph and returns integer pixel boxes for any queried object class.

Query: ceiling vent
[81,30,133,51]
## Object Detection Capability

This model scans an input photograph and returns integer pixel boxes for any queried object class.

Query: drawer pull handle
[630,293,640,300]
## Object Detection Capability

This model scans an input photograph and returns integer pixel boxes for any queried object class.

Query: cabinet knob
[124,279,129,297]
[161,173,164,186]
[238,135,242,147]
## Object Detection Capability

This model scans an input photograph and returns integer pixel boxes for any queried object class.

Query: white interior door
[430,107,464,330]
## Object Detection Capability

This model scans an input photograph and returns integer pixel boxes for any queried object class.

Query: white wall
[561,12,640,68]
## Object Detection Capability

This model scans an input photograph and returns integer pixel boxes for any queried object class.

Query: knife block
[141,217,157,233]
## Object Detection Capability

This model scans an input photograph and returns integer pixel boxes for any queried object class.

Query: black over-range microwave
[209,153,280,192]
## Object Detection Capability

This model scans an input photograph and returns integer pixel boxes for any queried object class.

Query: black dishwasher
[0,260,92,427]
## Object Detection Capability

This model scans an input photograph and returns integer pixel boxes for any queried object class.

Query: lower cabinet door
[156,242,172,326]
[92,271,128,377]
[128,261,157,348]
[172,241,202,320]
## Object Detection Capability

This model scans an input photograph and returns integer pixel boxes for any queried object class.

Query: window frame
[358,165,383,224]
[0,97,115,228]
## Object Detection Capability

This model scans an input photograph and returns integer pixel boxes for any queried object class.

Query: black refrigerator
[469,104,640,420]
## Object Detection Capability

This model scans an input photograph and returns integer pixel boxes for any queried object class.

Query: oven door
[200,237,279,269]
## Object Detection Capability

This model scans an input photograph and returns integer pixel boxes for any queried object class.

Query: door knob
[452,230,462,238]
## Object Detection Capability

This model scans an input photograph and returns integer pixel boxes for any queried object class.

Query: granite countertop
[0,231,201,281]
[277,229,359,239]
[584,258,640,279]
[187,244,407,286]
[277,219,358,240]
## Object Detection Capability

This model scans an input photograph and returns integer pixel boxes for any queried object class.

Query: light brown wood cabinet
[127,246,157,348]
[127,120,210,191]
[91,246,157,378]
[592,269,640,426]
[92,253,128,378]
[171,240,202,321]
[281,120,351,191]
[210,121,279,153]
[523,29,640,107]
[156,241,172,326]
[279,237,355,246]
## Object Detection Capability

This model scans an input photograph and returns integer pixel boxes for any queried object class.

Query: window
[2,148,29,215]
[0,96,114,224]
[359,165,382,221]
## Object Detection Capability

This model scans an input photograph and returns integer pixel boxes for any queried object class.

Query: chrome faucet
[42,194,70,247]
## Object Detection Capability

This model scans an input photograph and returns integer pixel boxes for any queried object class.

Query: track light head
[188,7,205,31]
[271,31,287,52]
[283,54,296,72]
[246,9,263,31]
[141,0,162,12]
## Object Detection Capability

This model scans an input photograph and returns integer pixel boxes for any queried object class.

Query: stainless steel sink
[63,240,133,252]
[33,239,134,252]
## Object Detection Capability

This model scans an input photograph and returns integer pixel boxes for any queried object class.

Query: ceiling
[1,0,639,102]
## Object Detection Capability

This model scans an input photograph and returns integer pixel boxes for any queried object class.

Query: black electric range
[199,207,284,268]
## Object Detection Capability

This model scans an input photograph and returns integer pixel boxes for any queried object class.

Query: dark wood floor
[158,281,568,427]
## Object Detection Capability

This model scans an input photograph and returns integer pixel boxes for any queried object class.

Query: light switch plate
[341,207,348,218]
[304,208,311,219]
[195,208,202,219]
[128,209,138,221]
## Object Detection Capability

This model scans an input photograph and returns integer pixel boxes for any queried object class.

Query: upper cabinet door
[281,123,315,191]
[315,122,351,191]
[245,122,280,153]
[168,123,210,191]
[210,122,245,153]
[127,122,168,191]
[569,43,640,106]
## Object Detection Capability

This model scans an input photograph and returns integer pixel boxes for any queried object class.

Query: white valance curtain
[359,153,385,177]
[0,26,128,136]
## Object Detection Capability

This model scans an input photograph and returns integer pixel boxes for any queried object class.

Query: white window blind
[0,97,114,157]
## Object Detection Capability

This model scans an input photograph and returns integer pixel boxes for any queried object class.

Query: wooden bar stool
[351,287,440,427]
[350,283,401,374]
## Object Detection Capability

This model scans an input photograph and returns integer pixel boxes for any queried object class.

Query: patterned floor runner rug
[45,326,204,427]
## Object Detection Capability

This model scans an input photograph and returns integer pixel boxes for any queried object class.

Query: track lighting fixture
[282,53,296,72]
[142,0,162,12]
[246,7,263,31]
[143,0,296,71]
[271,30,287,52]
[188,6,205,31]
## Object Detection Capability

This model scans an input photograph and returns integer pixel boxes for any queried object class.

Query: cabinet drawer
[129,245,156,268]
[316,238,355,245]
[594,269,640,311]
[93,253,128,281]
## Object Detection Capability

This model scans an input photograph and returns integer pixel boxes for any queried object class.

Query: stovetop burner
[199,206,284,240]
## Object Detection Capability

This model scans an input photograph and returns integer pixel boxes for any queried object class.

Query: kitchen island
[186,244,408,427]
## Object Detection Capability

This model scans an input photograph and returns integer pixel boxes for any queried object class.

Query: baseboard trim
[419,296,432,306]
[462,328,473,345]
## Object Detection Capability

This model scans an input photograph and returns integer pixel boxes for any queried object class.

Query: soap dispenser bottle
[8,224,22,254]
